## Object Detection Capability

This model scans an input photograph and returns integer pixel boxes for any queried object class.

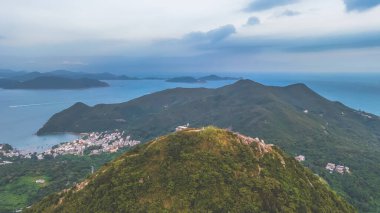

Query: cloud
[195,30,380,56]
[245,0,299,12]
[343,0,380,11]
[183,25,236,43]
[245,16,261,26]
[277,10,301,17]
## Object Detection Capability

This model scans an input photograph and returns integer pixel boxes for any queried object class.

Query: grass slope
[37,80,380,211]
[0,152,130,213]
[26,127,355,213]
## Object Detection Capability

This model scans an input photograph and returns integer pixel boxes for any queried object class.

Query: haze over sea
[1,73,379,151]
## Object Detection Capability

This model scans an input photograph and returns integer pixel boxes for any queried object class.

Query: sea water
[1,74,379,151]
[0,80,234,151]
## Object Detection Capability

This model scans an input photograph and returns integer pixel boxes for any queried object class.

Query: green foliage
[26,128,355,213]
[1,143,13,151]
[0,76,109,89]
[0,150,128,213]
[37,80,380,212]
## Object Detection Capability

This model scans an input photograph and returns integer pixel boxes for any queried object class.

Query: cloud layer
[183,25,236,43]
[246,17,261,26]
[343,0,380,11]
[0,0,380,73]
[245,0,299,12]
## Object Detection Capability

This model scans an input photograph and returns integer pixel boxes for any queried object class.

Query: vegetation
[26,127,355,212]
[6,70,140,81]
[1,143,13,151]
[0,76,109,89]
[37,79,380,212]
[0,149,130,213]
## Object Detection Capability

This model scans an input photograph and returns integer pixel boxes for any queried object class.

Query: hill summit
[27,127,354,212]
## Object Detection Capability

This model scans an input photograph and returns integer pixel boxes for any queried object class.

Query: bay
[1,73,380,151]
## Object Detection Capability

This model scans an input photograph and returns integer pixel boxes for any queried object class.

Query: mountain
[48,70,139,80]
[166,75,239,83]
[166,76,206,83]
[0,69,27,78]
[37,79,380,212]
[10,70,140,81]
[0,76,109,89]
[198,74,241,81]
[26,127,354,212]
[0,78,19,88]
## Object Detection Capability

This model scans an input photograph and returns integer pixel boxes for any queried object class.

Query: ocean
[0,80,235,151]
[1,74,379,151]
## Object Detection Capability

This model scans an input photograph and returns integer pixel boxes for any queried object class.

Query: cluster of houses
[42,130,140,158]
[0,130,140,162]
[325,163,350,174]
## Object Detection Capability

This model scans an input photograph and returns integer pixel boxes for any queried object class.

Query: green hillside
[26,127,355,212]
[37,80,380,211]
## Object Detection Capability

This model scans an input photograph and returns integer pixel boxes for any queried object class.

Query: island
[166,76,206,83]
[0,76,109,89]
[8,70,140,81]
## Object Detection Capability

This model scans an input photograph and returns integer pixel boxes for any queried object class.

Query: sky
[0,0,380,74]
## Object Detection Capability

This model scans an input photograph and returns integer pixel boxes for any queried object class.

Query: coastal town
[0,130,140,163]
[42,130,140,158]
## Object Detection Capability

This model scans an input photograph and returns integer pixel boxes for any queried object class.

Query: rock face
[26,127,355,213]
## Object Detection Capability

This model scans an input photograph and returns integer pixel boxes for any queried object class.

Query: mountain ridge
[26,127,355,213]
[0,76,109,89]
[36,79,380,211]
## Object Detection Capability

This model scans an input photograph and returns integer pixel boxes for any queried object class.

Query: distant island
[166,76,206,83]
[0,76,109,89]
[0,69,27,78]
[0,69,242,84]
[166,75,240,83]
[4,70,140,81]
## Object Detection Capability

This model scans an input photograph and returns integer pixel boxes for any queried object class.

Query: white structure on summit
[175,123,190,132]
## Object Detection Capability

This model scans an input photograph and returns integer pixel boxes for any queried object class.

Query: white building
[335,165,345,174]
[325,163,336,173]
[295,155,305,162]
